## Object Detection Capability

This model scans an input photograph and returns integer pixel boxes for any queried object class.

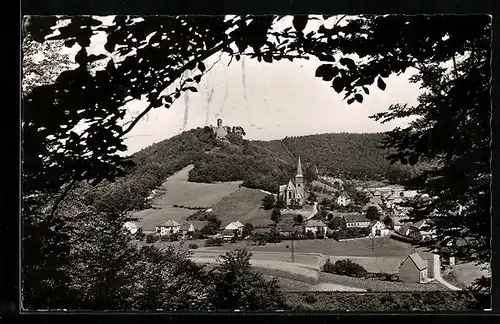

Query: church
[278,156,305,207]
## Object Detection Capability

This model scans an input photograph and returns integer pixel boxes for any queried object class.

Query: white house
[156,220,181,236]
[336,192,352,206]
[179,221,208,238]
[224,221,244,231]
[123,221,138,235]
[304,219,328,236]
[369,221,390,237]
[342,213,371,228]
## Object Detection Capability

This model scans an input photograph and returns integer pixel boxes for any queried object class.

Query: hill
[88,126,421,215]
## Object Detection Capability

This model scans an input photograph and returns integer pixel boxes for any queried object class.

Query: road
[431,254,462,291]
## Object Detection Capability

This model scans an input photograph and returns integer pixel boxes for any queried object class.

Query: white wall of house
[156,225,180,236]
[336,196,351,206]
[305,226,327,235]
[346,221,370,228]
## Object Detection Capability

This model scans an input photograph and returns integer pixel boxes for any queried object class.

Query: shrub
[316,233,325,239]
[323,259,368,278]
[205,237,224,247]
[170,233,180,242]
[160,235,170,242]
[304,294,317,304]
[146,234,158,244]
[188,243,198,249]
[305,231,315,239]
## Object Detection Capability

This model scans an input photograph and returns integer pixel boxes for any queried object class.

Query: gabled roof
[305,219,327,227]
[287,180,296,190]
[343,213,371,223]
[179,223,191,231]
[401,252,428,270]
[159,220,180,227]
[338,192,350,199]
[398,222,414,235]
[279,184,287,192]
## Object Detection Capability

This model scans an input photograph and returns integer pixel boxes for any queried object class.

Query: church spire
[296,155,303,178]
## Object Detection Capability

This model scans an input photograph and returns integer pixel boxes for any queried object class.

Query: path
[431,254,462,291]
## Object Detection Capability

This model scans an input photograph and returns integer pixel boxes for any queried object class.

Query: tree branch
[49,178,78,219]
[119,38,234,138]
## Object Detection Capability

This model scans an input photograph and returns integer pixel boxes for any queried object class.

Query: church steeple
[296,155,303,178]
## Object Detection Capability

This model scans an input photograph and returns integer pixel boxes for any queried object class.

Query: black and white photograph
[21,14,491,312]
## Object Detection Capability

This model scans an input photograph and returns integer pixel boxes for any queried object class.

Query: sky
[55,15,422,155]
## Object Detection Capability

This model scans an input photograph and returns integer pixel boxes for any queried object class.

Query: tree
[275,197,286,209]
[261,194,276,210]
[241,223,254,239]
[270,208,282,224]
[304,166,318,183]
[307,192,317,204]
[383,216,393,228]
[366,206,381,221]
[328,217,344,230]
[293,214,304,225]
[208,249,285,310]
[231,126,246,137]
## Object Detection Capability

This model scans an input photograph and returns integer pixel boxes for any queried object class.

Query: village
[123,152,474,292]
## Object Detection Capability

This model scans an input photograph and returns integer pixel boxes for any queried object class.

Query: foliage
[304,294,317,304]
[146,233,158,244]
[285,291,479,312]
[271,208,282,224]
[205,237,225,247]
[366,206,381,221]
[323,259,368,278]
[275,198,286,209]
[188,243,199,249]
[261,194,276,210]
[307,192,317,204]
[383,216,393,228]
[208,249,285,311]
[241,222,254,239]
[328,217,344,230]
[293,214,304,225]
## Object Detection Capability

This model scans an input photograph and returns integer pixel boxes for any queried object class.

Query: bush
[160,235,170,242]
[323,259,367,278]
[304,294,317,304]
[188,243,198,249]
[305,231,315,239]
[170,233,180,242]
[146,234,158,244]
[316,233,325,239]
[205,237,224,247]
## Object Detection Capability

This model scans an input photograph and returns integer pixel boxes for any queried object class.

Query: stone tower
[295,155,304,204]
[217,118,223,127]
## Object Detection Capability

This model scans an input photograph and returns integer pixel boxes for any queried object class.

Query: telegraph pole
[372,235,375,252]
[291,234,295,263]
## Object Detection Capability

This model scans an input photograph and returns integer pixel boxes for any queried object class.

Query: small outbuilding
[399,252,428,283]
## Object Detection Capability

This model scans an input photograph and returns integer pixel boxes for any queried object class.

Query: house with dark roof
[342,213,371,228]
[398,252,429,283]
[156,220,181,236]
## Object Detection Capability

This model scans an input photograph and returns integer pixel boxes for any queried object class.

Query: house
[179,221,208,238]
[123,221,139,235]
[156,220,181,236]
[368,196,384,207]
[278,156,305,207]
[224,221,244,232]
[304,219,327,236]
[397,222,414,236]
[398,252,428,283]
[221,229,237,241]
[276,223,304,237]
[336,192,352,206]
[342,213,371,228]
[369,220,390,237]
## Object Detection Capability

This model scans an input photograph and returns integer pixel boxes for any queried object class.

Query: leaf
[331,78,344,93]
[263,55,272,63]
[292,16,308,33]
[198,62,206,73]
[315,64,339,82]
[355,94,363,103]
[64,39,76,48]
[87,54,108,64]
[339,57,356,71]
[362,87,369,95]
[75,48,88,66]
[186,87,198,93]
[347,98,355,105]
[377,77,387,91]
[194,75,202,83]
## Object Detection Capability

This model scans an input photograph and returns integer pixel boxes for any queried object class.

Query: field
[200,237,432,259]
[152,165,242,208]
[211,187,273,226]
[132,165,243,230]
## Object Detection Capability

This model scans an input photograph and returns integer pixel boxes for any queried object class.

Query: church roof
[296,155,303,178]
[287,180,296,190]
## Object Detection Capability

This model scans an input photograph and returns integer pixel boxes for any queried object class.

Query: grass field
[200,237,431,258]
[211,187,273,226]
[152,165,242,209]
[132,165,243,230]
